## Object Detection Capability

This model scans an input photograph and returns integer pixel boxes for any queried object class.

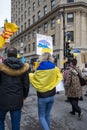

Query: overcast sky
[0,0,11,27]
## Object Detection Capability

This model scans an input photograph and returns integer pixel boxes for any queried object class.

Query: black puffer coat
[0,57,29,110]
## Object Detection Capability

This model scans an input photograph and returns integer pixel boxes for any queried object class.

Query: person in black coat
[0,47,30,130]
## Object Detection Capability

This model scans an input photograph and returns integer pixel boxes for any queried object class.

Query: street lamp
[58,6,66,69]
[62,6,66,69]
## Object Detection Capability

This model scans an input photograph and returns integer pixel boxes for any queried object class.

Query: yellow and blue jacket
[29,61,63,94]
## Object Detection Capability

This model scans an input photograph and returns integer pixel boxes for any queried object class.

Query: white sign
[56,80,65,92]
[36,34,53,55]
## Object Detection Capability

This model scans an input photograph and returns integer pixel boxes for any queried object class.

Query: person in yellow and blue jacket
[29,52,63,130]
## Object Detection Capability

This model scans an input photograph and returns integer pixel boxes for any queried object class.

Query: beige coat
[65,67,82,98]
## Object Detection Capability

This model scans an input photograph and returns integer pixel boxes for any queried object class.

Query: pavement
[5,85,87,130]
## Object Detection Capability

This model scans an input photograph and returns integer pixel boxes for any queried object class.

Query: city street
[0,1,87,130]
[5,86,87,130]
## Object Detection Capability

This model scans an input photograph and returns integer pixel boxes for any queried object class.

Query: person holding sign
[29,52,62,130]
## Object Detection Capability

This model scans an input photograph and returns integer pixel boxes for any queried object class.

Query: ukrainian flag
[29,61,63,92]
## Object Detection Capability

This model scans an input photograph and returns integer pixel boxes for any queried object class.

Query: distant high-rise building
[11,0,87,68]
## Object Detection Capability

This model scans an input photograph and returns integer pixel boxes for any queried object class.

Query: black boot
[84,93,87,96]
[79,96,83,101]
[69,111,75,115]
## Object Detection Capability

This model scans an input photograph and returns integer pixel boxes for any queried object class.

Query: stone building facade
[11,0,87,68]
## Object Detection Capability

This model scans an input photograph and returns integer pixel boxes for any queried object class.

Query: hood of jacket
[4,57,24,69]
[0,57,29,76]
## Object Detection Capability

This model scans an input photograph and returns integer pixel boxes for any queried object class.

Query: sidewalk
[5,85,87,130]
[52,92,87,130]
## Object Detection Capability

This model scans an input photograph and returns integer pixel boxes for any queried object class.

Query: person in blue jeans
[0,109,21,130]
[0,47,30,130]
[29,52,63,130]
[38,96,55,130]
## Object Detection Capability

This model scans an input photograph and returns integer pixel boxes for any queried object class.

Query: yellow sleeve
[55,67,63,84]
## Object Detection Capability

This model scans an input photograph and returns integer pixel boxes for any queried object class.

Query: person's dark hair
[70,58,77,66]
[7,47,17,58]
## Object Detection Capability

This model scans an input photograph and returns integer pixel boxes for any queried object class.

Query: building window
[33,15,35,23]
[51,34,55,46]
[67,31,74,42]
[28,0,31,4]
[18,18,20,25]
[67,12,74,22]
[21,37,23,42]
[38,11,41,19]
[28,7,31,16]
[33,2,35,11]
[51,0,55,10]
[14,5,15,11]
[38,0,41,6]
[67,0,74,3]
[25,0,27,7]
[16,20,17,25]
[24,22,27,30]
[51,18,55,29]
[38,26,41,33]
[44,23,48,32]
[21,15,23,22]
[21,4,23,12]
[28,44,30,52]
[28,19,30,27]
[28,32,31,39]
[21,25,23,32]
[24,34,27,41]
[33,30,36,38]
[18,8,20,15]
[44,6,47,15]
[16,1,18,8]
[32,42,35,51]
[18,0,20,5]
[18,29,20,34]
[24,11,27,19]
[16,11,17,18]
